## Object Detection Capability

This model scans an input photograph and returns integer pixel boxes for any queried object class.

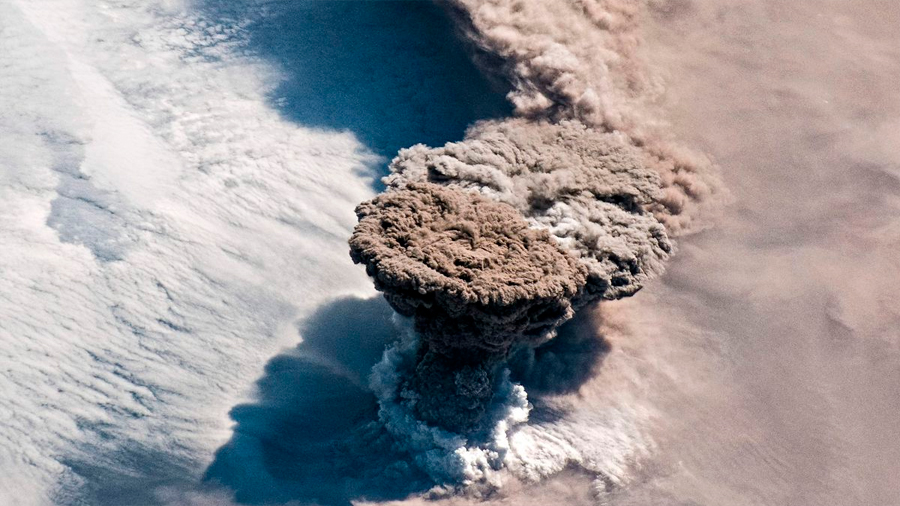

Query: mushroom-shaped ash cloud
[385,119,673,300]
[349,182,587,430]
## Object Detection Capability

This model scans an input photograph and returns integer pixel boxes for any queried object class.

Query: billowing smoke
[348,0,721,485]
[350,181,586,430]
[442,0,722,231]
[385,119,672,300]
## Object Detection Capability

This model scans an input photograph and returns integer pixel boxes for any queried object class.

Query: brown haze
[364,0,900,504]
[613,1,900,504]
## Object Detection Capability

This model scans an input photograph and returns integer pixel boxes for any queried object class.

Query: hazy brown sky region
[398,1,900,504]
[629,2,900,503]
[611,1,899,504]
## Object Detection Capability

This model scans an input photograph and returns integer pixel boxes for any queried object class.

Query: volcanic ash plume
[350,182,586,430]
[385,119,673,300]
[347,0,721,483]
[349,120,674,434]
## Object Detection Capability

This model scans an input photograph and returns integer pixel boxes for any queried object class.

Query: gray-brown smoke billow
[350,182,587,350]
[386,119,673,300]
[348,0,721,479]
[443,0,723,231]
[350,182,586,429]
[349,122,677,432]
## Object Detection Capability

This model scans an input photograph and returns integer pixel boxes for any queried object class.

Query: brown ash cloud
[386,119,672,300]
[350,182,585,430]
[348,0,721,438]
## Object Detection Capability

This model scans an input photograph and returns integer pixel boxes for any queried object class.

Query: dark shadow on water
[199,0,511,183]
[204,296,433,505]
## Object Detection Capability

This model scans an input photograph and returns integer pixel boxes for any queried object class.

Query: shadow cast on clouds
[510,310,612,398]
[205,296,432,506]
[199,0,511,168]
[204,297,613,505]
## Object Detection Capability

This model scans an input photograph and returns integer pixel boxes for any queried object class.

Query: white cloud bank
[0,1,379,503]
